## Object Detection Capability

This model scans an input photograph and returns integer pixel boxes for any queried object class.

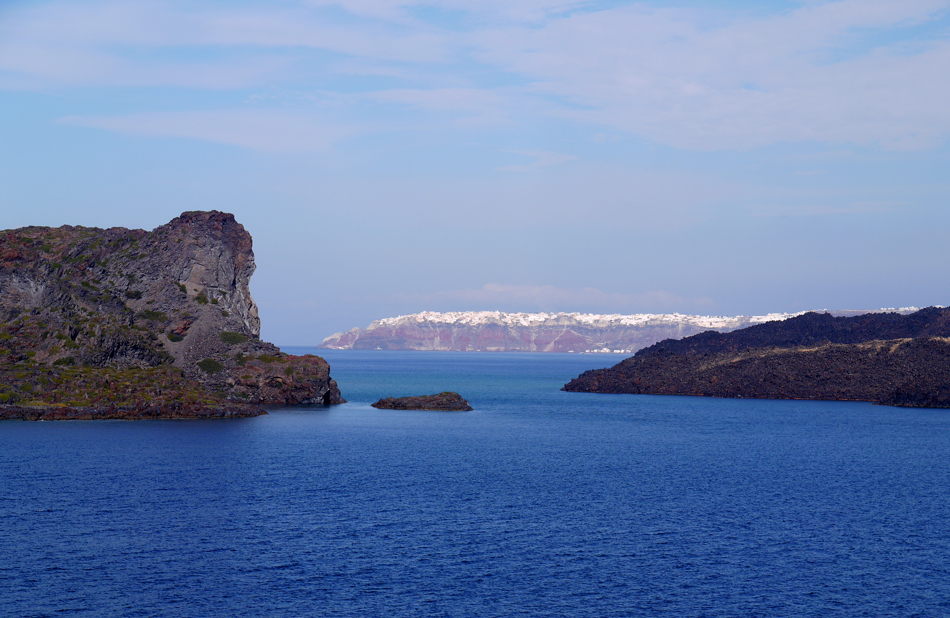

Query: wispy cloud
[389,283,714,313]
[369,87,518,125]
[0,1,452,91]
[499,150,577,172]
[303,0,591,24]
[0,1,453,60]
[473,0,950,149]
[4,0,950,150]
[59,110,361,152]
[750,201,903,217]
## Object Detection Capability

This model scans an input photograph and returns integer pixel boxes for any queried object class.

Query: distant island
[0,211,343,420]
[319,310,813,353]
[320,309,922,354]
[563,308,950,408]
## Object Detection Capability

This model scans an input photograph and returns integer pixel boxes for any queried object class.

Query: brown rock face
[153,211,261,337]
[0,211,343,417]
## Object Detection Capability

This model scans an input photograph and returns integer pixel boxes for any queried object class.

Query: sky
[2,0,950,345]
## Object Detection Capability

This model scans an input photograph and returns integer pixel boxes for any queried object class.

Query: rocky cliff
[319,310,803,353]
[0,211,343,419]
[563,307,950,408]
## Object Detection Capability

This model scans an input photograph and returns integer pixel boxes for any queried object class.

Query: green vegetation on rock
[138,309,168,322]
[219,331,248,345]
[197,358,224,373]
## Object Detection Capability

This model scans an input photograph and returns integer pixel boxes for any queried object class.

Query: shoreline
[0,403,265,421]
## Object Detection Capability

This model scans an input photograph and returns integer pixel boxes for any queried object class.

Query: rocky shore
[0,402,264,421]
[0,211,343,419]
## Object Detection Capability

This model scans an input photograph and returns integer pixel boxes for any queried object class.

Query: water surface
[2,351,949,616]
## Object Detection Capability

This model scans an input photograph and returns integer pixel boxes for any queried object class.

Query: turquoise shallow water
[2,350,950,617]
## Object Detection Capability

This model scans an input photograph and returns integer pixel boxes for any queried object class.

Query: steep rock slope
[563,308,950,407]
[0,211,343,418]
[320,310,801,353]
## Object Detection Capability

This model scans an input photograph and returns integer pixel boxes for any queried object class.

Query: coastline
[0,402,265,421]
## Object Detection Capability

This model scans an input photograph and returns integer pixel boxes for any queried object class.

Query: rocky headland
[371,392,473,411]
[563,308,950,408]
[0,211,343,419]
[319,310,807,354]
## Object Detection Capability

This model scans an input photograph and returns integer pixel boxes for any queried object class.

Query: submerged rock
[371,392,473,411]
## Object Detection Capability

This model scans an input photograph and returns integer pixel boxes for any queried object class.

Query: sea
[2,350,949,617]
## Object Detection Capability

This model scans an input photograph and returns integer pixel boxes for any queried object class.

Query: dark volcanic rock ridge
[563,308,950,408]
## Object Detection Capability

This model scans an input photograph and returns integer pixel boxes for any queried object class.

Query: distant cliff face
[0,211,342,417]
[563,308,950,408]
[319,310,802,353]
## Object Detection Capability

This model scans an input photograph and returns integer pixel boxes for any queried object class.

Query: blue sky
[2,0,950,344]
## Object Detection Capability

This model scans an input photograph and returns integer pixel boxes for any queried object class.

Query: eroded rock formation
[0,211,343,418]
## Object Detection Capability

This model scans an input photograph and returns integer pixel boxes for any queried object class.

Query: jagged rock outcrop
[320,310,805,353]
[0,211,343,418]
[563,308,950,408]
[371,392,473,411]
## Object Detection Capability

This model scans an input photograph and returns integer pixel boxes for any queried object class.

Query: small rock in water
[371,392,473,411]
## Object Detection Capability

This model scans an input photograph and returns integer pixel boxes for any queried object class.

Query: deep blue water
[2,350,950,617]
